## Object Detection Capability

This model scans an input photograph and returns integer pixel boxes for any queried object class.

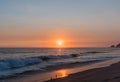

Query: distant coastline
[110,43,120,48]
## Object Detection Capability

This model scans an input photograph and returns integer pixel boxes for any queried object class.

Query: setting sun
[57,40,63,46]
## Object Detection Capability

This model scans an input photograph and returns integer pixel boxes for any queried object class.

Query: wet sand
[45,61,120,82]
[1,58,120,82]
[0,61,100,82]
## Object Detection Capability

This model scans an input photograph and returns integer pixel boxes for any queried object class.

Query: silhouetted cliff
[110,43,120,48]
[116,43,120,48]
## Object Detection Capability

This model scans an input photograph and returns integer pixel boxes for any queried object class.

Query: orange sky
[0,0,120,48]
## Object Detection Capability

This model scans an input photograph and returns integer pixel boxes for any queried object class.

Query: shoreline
[45,60,120,82]
[1,58,120,82]
[0,60,102,80]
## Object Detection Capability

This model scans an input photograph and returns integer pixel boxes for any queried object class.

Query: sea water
[0,48,120,78]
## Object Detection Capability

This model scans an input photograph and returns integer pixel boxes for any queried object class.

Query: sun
[57,40,63,46]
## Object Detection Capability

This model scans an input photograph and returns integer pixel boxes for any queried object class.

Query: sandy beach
[1,0,120,82]
[45,61,120,82]
[0,60,102,82]
[0,58,120,82]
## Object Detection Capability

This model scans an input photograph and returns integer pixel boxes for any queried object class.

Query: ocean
[0,48,120,78]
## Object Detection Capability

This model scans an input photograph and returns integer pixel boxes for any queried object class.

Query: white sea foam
[0,48,120,78]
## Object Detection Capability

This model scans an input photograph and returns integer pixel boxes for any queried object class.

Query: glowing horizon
[0,0,120,48]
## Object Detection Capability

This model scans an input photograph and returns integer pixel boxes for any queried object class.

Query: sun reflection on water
[55,69,68,78]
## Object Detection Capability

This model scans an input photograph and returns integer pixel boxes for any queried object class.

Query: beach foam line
[0,53,120,79]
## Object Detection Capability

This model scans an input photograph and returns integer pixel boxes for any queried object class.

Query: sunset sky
[0,0,120,48]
